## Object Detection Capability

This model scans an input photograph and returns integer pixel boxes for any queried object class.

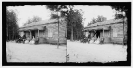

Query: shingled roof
[84,19,124,31]
[86,19,123,28]
[22,19,58,28]
[19,19,58,31]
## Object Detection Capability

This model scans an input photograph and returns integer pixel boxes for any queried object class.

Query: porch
[84,26,112,43]
[19,26,47,44]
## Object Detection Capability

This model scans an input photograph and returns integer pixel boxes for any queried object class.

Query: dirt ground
[6,42,66,62]
[6,41,127,63]
[67,40,127,63]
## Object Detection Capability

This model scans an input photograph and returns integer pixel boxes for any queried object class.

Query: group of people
[81,31,104,44]
[25,36,39,44]
[16,34,39,44]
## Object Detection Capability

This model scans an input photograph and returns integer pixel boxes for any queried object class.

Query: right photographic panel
[66,3,131,65]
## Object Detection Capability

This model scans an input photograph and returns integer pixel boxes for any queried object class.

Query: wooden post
[103,28,104,37]
[110,26,112,42]
[6,26,8,41]
[38,29,39,37]
[57,12,60,48]
[29,30,31,39]
[123,18,124,45]
[71,26,73,41]
[58,15,59,48]
[102,28,104,43]
[66,23,67,38]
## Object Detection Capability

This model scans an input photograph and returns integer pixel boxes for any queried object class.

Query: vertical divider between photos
[57,11,59,49]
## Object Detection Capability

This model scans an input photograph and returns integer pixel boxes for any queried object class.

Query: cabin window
[48,29,53,37]
[112,24,123,38]
[113,28,123,37]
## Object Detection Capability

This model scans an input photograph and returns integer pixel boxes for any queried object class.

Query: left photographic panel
[5,4,67,63]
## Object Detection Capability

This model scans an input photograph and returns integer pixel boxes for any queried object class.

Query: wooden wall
[98,23,123,44]
[111,23,123,44]
[37,18,67,44]
[22,18,66,45]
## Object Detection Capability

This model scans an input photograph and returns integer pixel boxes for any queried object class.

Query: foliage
[24,16,42,26]
[46,5,83,41]
[111,5,130,19]
[96,15,107,22]
[50,13,59,19]
[88,15,107,26]
[111,5,130,45]
[111,5,128,13]
[46,5,68,11]
[6,9,19,41]
[67,8,83,40]
[115,14,125,19]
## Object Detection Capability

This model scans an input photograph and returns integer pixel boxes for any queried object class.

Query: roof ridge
[22,18,58,28]
[85,19,123,28]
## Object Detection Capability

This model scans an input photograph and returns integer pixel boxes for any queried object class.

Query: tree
[46,5,83,41]
[67,8,83,41]
[24,16,42,26]
[88,15,107,26]
[96,15,107,22]
[115,14,125,19]
[111,4,130,45]
[89,18,97,25]
[50,13,59,19]
[6,9,19,41]
[46,5,68,12]
[31,16,42,22]
[111,5,129,17]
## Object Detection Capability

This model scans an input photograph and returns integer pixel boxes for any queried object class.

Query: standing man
[22,33,26,44]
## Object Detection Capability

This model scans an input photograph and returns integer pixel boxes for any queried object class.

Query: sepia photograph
[2,2,131,66]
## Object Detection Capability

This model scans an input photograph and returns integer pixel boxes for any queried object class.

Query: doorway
[31,30,35,38]
[96,30,100,38]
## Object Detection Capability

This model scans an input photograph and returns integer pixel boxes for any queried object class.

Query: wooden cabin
[84,18,127,44]
[19,18,67,44]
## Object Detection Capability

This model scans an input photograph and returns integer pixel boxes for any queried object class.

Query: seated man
[22,34,26,44]
[35,36,39,44]
[80,35,85,43]
[100,37,104,44]
[16,35,24,43]
[87,34,91,43]
[16,37,23,43]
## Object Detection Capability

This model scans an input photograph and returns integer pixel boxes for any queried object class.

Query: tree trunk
[9,32,10,41]
[12,28,14,40]
[76,29,79,40]
[71,26,73,41]
[6,26,8,41]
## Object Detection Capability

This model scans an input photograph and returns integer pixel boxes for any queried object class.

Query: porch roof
[84,19,123,31]
[23,19,58,27]
[84,26,109,31]
[19,19,58,31]
[19,26,46,31]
